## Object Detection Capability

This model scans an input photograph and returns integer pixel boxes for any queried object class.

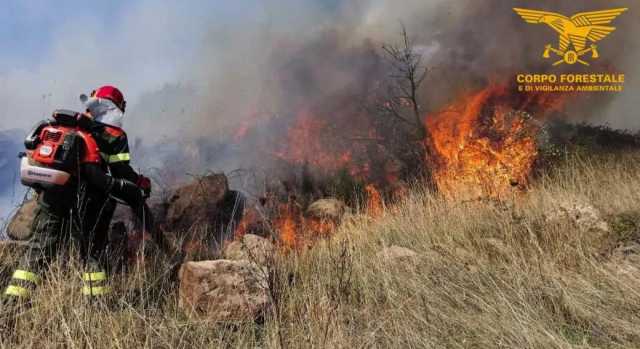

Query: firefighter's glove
[136,175,152,199]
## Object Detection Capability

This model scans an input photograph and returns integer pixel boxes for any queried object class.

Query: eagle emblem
[513,8,628,66]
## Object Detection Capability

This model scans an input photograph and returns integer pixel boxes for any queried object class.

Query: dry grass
[2,153,640,348]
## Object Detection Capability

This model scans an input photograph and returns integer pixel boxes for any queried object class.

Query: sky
[0,1,125,69]
[0,0,274,131]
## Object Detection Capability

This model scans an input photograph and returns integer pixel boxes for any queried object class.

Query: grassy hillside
[2,153,640,348]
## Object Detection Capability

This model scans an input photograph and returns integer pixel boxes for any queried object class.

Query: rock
[6,197,38,240]
[223,234,275,266]
[161,175,245,248]
[376,246,418,260]
[165,174,230,232]
[306,198,348,222]
[178,260,270,321]
[233,205,269,237]
[545,198,610,233]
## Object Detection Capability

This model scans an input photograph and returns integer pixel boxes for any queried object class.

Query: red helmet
[91,85,126,112]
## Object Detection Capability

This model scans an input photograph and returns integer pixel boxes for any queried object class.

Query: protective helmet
[80,85,126,128]
[91,85,126,112]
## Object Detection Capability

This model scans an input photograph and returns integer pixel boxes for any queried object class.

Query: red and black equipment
[20,110,100,190]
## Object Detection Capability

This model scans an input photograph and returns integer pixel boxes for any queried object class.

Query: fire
[231,107,392,249]
[268,204,337,251]
[234,207,259,239]
[276,212,298,250]
[426,84,568,200]
[365,184,383,217]
[273,110,355,174]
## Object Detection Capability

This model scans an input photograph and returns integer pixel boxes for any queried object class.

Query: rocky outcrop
[159,174,245,246]
[545,198,610,233]
[6,197,38,240]
[306,198,348,222]
[164,174,230,231]
[223,234,275,266]
[178,259,270,321]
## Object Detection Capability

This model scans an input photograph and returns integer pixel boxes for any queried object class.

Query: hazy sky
[0,0,276,131]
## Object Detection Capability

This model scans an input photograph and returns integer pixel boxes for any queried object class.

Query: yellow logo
[513,8,628,66]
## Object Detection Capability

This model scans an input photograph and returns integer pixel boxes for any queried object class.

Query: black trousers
[4,185,116,299]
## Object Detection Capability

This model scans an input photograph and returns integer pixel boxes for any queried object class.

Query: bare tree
[379,24,430,141]
[358,24,435,187]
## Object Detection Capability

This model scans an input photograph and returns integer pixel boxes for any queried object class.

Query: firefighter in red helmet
[81,85,151,198]
[3,85,171,303]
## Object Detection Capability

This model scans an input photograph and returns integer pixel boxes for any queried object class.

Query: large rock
[545,198,610,233]
[306,198,348,222]
[6,197,38,240]
[223,234,275,265]
[165,174,230,231]
[178,260,269,321]
[161,175,245,245]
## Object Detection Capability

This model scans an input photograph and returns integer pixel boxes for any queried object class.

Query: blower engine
[20,110,98,190]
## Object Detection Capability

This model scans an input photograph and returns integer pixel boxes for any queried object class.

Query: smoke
[141,0,638,179]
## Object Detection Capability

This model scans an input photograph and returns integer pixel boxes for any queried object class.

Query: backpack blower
[20,109,98,191]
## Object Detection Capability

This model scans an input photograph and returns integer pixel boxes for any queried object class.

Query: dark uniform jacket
[90,123,140,184]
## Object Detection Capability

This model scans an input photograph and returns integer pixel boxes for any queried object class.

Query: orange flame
[234,207,260,239]
[307,218,336,236]
[365,184,383,217]
[271,202,341,250]
[273,111,354,173]
[426,84,569,200]
[276,213,298,250]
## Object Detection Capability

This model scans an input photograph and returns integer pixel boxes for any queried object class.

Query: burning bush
[425,83,569,200]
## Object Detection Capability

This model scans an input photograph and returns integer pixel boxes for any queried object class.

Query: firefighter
[2,85,167,303]
[80,86,175,275]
